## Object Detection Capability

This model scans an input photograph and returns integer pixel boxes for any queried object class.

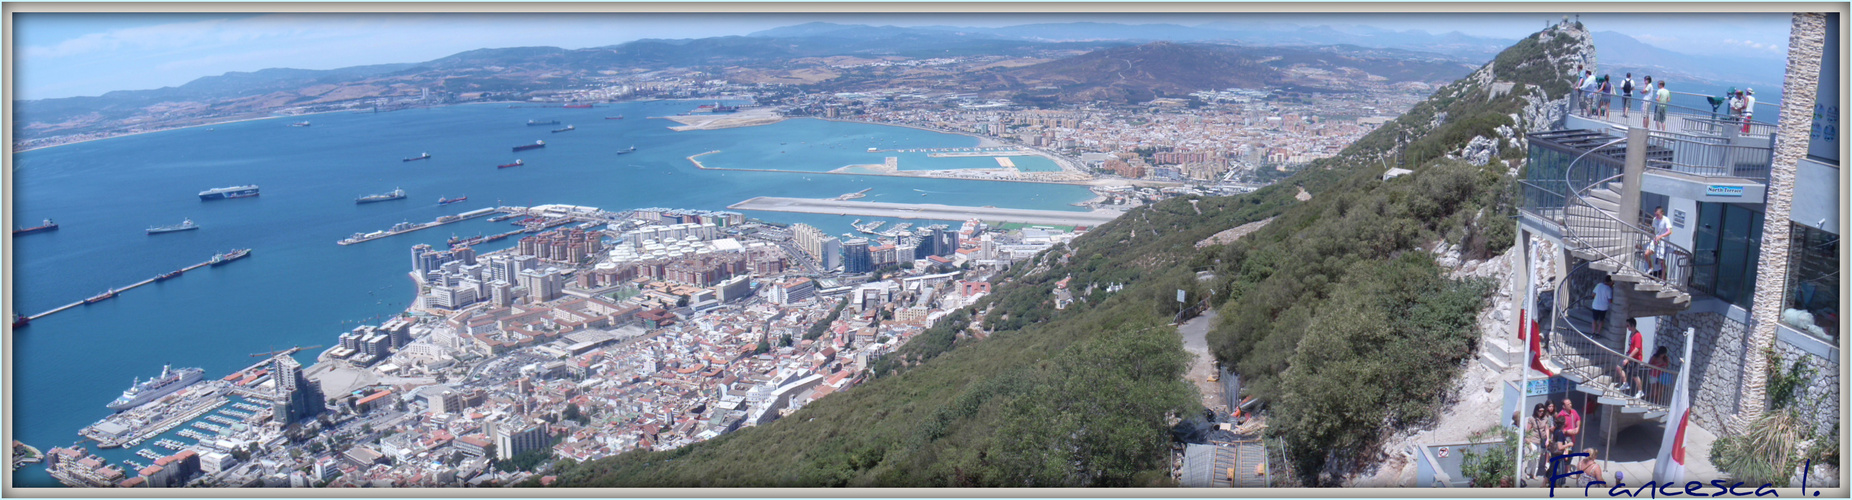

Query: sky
[11,12,1798,101]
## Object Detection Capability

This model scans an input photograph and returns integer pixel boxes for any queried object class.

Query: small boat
[498,159,524,169]
[438,196,467,205]
[402,152,431,162]
[615,146,637,155]
[13,313,30,329]
[147,218,200,234]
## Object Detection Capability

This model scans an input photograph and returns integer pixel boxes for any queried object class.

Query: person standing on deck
[1640,76,1655,128]
[1741,88,1757,133]
[1621,73,1635,118]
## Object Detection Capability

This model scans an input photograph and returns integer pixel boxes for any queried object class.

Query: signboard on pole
[1177,289,1187,303]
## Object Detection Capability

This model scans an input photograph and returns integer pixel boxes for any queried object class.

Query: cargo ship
[13,219,59,236]
[154,269,184,282]
[512,140,546,152]
[615,146,637,155]
[209,248,251,266]
[198,185,259,200]
[526,120,559,126]
[563,104,593,109]
[106,366,205,412]
[146,218,199,234]
[551,125,575,133]
[498,159,524,169]
[356,188,407,204]
[289,121,311,127]
[438,196,467,205]
[402,153,431,162]
[84,289,118,304]
[605,115,625,120]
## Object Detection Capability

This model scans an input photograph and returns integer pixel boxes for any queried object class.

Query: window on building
[1690,202,1763,308]
[1782,223,1839,341]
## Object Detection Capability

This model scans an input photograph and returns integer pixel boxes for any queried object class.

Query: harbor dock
[25,252,241,322]
[336,207,497,246]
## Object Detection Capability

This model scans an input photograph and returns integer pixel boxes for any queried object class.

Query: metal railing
[1519,180,1569,219]
[1642,132,1775,180]
[1545,261,1681,409]
[1560,172,1696,291]
[1570,89,1778,138]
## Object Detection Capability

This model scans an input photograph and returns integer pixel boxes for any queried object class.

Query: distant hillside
[1589,30,1785,86]
[553,23,1592,488]
[997,42,1282,103]
[751,21,1517,60]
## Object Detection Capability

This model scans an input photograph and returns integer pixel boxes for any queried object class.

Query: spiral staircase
[1533,143,1699,419]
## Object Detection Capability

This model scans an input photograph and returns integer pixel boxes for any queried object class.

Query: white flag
[1653,328,1695,484]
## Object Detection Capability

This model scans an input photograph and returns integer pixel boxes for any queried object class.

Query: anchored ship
[512,140,546,152]
[438,196,467,205]
[563,104,592,109]
[552,125,575,133]
[154,270,184,282]
[402,153,431,162]
[146,218,199,234]
[289,121,311,127]
[209,248,251,266]
[106,365,205,412]
[498,160,524,169]
[13,219,58,236]
[526,120,559,126]
[84,289,117,304]
[615,146,637,155]
[198,185,259,200]
[356,188,407,204]
[605,115,625,120]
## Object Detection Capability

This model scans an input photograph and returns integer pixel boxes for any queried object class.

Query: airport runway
[729,197,1125,227]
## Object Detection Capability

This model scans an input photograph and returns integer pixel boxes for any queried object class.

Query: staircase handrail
[1546,261,1677,409]
[1559,140,1695,295]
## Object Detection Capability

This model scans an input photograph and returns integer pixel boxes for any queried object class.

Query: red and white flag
[1530,319,1556,377]
[1654,328,1695,484]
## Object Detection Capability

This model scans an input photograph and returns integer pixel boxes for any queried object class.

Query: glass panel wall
[1691,202,1764,309]
[1782,223,1839,341]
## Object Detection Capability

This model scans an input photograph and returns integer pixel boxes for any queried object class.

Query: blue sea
[7,100,1092,487]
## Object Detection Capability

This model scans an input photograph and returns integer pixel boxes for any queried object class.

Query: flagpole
[1517,259,1534,486]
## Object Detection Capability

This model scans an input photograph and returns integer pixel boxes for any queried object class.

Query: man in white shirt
[1651,206,1672,279]
[1590,275,1613,336]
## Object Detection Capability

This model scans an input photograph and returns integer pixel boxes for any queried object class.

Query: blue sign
[1707,185,1746,197]
[1526,377,1569,396]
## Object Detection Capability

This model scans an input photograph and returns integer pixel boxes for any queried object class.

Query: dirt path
[1177,310,1225,413]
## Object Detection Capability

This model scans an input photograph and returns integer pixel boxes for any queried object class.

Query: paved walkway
[1529,420,1722,488]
